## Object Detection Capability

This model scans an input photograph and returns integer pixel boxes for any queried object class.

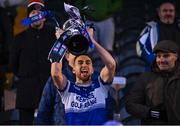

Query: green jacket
[71,0,122,21]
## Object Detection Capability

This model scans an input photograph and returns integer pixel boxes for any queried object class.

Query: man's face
[29,10,45,29]
[158,2,176,24]
[73,55,94,82]
[156,52,178,71]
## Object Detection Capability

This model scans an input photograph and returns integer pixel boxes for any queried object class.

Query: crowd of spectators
[0,0,180,125]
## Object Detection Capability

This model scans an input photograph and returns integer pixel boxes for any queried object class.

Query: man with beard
[51,28,116,125]
[136,1,180,69]
[126,40,180,124]
[9,0,56,124]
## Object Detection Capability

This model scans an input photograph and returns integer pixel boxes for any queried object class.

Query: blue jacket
[36,60,74,125]
[36,77,66,125]
[136,20,180,66]
[136,21,159,65]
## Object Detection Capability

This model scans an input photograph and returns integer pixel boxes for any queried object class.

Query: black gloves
[149,105,167,121]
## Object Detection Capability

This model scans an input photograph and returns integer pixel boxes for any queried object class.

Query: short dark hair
[73,53,92,63]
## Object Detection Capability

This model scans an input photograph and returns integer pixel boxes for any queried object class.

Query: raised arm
[51,62,67,90]
[88,28,116,83]
[51,28,67,90]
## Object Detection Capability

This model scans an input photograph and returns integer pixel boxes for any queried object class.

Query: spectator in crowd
[44,0,68,27]
[51,27,116,125]
[0,0,27,65]
[107,76,126,122]
[0,70,5,111]
[36,51,75,125]
[9,0,56,124]
[126,40,180,124]
[36,76,66,125]
[0,0,26,7]
[136,1,180,69]
[67,0,122,52]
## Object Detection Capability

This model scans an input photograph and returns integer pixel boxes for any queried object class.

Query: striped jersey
[59,77,110,125]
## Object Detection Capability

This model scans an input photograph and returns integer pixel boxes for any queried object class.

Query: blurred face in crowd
[73,55,94,84]
[111,84,122,91]
[158,2,176,24]
[156,52,178,71]
[29,10,45,29]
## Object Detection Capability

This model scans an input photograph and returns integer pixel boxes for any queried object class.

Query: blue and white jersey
[59,76,110,125]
